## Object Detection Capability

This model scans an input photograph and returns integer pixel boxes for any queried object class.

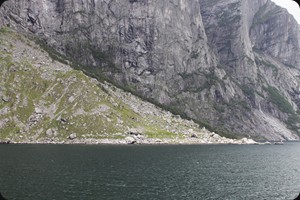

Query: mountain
[1,0,300,140]
[1,27,248,144]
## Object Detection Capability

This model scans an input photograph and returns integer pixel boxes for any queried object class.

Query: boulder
[68,133,77,140]
[46,128,58,137]
[46,129,53,136]
[1,96,10,102]
[241,138,257,144]
[0,139,11,144]
[211,133,221,139]
[34,107,43,114]
[128,128,142,135]
[135,134,144,139]
[274,141,284,145]
[264,141,271,145]
[68,96,75,103]
[125,136,136,144]
[61,117,68,124]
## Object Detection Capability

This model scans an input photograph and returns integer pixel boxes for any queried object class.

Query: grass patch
[0,120,20,139]
[0,27,12,35]
[89,46,119,72]
[178,72,193,79]
[213,103,226,113]
[286,114,300,134]
[255,57,278,76]
[240,84,255,100]
[145,128,180,139]
[263,86,294,114]
[190,51,199,59]
[34,38,69,65]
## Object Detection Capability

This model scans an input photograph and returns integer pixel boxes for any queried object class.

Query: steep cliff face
[1,27,232,144]
[250,1,300,68]
[0,0,216,104]
[199,0,300,140]
[1,0,300,140]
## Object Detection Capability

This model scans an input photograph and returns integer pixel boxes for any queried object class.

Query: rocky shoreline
[0,125,288,145]
[0,137,279,145]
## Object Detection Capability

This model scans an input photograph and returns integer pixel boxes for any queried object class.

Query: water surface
[0,143,300,199]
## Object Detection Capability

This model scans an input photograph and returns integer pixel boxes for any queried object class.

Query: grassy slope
[0,28,210,143]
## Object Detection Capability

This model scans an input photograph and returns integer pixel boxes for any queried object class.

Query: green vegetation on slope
[263,86,294,114]
[0,27,209,143]
[255,57,278,76]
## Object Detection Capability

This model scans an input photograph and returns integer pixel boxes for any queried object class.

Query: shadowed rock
[0,192,7,200]
[0,1,8,7]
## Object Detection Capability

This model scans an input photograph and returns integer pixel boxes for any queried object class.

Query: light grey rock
[68,96,75,103]
[240,138,257,145]
[34,107,42,114]
[45,129,53,137]
[128,128,143,136]
[0,107,9,115]
[68,133,77,140]
[125,136,136,144]
[46,128,58,137]
[1,96,10,102]
[211,133,221,140]
[264,141,271,145]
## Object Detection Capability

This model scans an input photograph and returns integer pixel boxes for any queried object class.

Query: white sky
[271,0,300,24]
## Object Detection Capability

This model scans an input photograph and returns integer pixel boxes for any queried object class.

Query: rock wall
[1,0,300,140]
[199,0,300,140]
[1,0,217,104]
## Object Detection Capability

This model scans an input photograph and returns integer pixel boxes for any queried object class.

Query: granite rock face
[1,0,300,140]
[199,0,300,140]
[0,0,216,104]
[0,28,229,144]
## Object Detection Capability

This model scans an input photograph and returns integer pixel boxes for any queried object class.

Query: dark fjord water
[0,143,300,200]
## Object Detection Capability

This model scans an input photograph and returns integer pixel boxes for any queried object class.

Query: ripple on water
[0,143,300,199]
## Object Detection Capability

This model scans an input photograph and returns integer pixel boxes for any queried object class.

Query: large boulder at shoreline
[241,138,257,144]
[125,136,136,144]
[68,133,77,140]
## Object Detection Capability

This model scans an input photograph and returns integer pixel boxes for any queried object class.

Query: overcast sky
[271,0,300,24]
